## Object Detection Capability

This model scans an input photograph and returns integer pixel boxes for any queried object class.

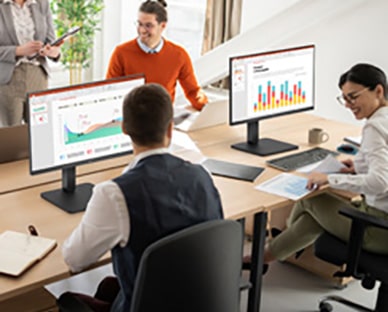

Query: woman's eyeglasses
[336,87,369,105]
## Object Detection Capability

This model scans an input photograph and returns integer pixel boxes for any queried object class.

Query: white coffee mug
[308,128,329,144]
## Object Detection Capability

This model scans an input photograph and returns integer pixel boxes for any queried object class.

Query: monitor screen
[27,74,145,213]
[229,44,315,156]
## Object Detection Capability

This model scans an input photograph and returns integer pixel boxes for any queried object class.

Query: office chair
[313,206,388,312]
[57,219,243,312]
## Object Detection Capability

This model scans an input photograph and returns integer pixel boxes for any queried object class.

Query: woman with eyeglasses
[245,63,388,273]
[106,0,208,111]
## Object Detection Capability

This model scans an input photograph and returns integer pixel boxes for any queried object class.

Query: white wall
[240,0,300,33]
[239,0,388,127]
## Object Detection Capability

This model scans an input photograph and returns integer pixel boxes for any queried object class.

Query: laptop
[0,124,29,163]
[174,99,228,132]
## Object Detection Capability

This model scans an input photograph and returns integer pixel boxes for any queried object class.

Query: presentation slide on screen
[51,91,130,163]
[231,47,314,123]
[29,79,142,171]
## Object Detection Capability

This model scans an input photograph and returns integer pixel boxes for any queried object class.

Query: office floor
[241,260,377,312]
[46,249,378,312]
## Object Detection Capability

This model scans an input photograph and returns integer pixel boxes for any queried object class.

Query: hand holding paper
[311,154,347,173]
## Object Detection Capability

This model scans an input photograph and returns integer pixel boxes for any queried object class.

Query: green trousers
[0,63,47,127]
[269,193,388,261]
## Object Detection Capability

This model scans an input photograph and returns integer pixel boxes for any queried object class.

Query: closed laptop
[0,124,29,164]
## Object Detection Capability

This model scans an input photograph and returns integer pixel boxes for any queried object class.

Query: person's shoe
[270,227,282,238]
[295,248,305,259]
[242,255,269,275]
[242,255,251,270]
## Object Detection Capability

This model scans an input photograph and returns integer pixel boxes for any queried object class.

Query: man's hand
[195,89,208,110]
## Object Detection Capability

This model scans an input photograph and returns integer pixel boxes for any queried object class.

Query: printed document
[255,173,313,201]
[297,155,346,174]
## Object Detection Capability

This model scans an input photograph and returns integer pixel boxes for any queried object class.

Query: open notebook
[0,231,57,276]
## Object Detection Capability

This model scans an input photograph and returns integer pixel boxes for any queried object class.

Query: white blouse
[6,0,39,66]
[328,106,388,213]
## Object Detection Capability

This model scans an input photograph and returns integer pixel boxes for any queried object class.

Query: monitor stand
[231,121,298,156]
[41,167,93,213]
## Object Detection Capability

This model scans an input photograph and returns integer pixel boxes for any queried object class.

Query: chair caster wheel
[319,301,333,312]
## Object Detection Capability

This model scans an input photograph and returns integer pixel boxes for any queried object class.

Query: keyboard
[266,147,339,171]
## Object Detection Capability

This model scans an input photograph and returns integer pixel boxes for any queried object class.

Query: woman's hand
[15,41,43,56]
[306,172,328,190]
[39,44,61,59]
[340,158,355,174]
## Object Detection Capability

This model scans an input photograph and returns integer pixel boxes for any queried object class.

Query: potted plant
[50,0,104,84]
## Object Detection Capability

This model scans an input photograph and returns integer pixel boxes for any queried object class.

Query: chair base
[319,295,373,312]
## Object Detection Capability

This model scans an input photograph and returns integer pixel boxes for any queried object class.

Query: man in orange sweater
[106,0,207,111]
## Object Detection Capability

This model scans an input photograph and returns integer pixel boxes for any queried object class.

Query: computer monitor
[28,74,145,213]
[229,44,315,156]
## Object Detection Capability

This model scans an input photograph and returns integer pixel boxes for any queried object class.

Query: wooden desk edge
[0,258,112,302]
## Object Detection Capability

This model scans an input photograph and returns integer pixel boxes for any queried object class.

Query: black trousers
[67,276,120,312]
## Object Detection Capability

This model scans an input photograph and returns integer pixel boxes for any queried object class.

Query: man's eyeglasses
[336,87,369,105]
[134,21,158,31]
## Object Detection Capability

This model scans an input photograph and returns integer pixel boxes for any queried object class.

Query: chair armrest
[339,206,388,231]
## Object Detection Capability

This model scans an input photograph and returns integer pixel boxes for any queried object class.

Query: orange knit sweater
[106,39,207,110]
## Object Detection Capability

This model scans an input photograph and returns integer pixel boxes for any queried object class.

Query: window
[50,0,207,88]
[164,1,207,61]
[132,0,207,61]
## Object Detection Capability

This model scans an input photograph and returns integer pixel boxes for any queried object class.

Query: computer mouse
[337,144,358,155]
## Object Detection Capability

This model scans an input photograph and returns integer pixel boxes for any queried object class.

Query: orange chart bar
[254,80,306,112]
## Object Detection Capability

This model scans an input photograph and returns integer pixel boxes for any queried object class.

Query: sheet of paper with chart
[255,173,313,201]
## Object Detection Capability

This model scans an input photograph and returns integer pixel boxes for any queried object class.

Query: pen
[28,225,39,236]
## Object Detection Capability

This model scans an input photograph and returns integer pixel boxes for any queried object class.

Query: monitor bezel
[229,44,315,126]
[27,74,145,175]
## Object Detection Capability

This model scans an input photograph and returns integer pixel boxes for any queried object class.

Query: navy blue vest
[111,154,223,311]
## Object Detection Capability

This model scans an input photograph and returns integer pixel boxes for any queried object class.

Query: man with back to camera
[61,83,223,311]
[106,0,208,110]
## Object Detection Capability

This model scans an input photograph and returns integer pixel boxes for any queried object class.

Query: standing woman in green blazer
[0,0,61,127]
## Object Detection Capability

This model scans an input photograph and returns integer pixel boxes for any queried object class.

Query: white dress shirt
[328,106,388,213]
[62,148,170,273]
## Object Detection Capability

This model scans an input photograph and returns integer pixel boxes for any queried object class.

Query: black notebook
[202,158,264,182]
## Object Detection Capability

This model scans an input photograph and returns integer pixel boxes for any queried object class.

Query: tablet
[202,158,264,182]
[51,26,81,46]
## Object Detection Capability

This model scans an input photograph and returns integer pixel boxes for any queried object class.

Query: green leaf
[51,0,105,70]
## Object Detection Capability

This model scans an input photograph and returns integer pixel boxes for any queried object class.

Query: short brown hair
[122,83,172,146]
[139,0,168,23]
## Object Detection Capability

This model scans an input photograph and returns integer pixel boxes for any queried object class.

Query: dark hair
[339,63,388,98]
[122,83,172,146]
[139,0,168,23]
